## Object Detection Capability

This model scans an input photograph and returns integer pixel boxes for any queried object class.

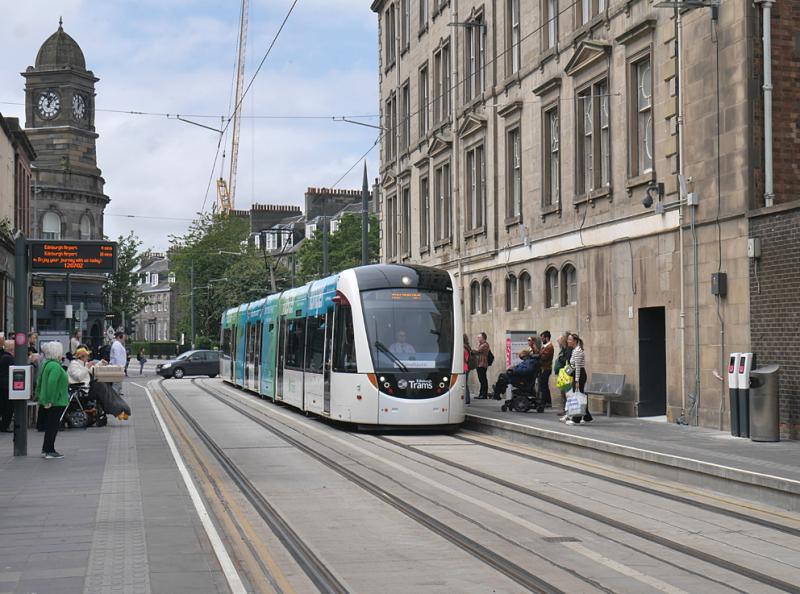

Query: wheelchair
[500,376,545,414]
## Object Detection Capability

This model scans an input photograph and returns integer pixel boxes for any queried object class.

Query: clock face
[37,90,61,120]
[72,93,87,121]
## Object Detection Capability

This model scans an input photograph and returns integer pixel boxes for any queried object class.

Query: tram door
[276,316,287,400]
[253,321,261,391]
[323,306,334,414]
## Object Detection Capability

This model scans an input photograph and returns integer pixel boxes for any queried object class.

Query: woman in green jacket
[38,341,69,459]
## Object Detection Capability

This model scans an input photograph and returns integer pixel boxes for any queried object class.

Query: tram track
[158,380,350,594]
[454,433,800,538]
[371,434,800,594]
[190,379,573,594]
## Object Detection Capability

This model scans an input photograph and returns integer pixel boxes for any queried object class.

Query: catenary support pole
[362,162,369,266]
[190,260,195,349]
[322,199,329,276]
[13,233,28,456]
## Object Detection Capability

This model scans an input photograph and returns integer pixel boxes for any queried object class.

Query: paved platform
[0,379,227,594]
[465,398,800,512]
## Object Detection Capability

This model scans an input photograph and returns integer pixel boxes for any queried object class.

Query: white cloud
[0,2,378,251]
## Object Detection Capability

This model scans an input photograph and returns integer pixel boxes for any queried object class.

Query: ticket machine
[727,353,740,436]
[736,353,754,438]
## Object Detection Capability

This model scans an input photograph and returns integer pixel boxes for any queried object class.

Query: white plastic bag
[566,390,587,417]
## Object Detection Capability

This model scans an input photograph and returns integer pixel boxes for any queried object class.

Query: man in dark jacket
[0,339,17,431]
[492,347,539,399]
[538,331,554,408]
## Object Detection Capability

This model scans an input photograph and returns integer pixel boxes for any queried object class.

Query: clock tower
[22,20,110,344]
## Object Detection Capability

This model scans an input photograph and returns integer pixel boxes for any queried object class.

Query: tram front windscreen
[361,288,454,373]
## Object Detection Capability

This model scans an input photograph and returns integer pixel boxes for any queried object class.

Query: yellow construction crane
[217,0,248,214]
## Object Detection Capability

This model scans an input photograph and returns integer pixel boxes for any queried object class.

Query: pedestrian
[564,333,592,425]
[124,347,131,377]
[67,346,93,388]
[492,347,539,399]
[538,331,554,408]
[69,330,81,357]
[38,341,69,459]
[137,348,147,375]
[473,332,491,399]
[553,333,573,416]
[0,340,16,432]
[109,331,126,398]
[526,335,541,354]
[463,334,472,405]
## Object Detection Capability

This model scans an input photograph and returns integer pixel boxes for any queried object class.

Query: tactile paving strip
[83,424,151,594]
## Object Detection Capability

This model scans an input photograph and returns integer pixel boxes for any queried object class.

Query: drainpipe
[676,8,688,421]
[760,0,775,208]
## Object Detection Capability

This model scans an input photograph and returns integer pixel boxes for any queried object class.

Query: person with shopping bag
[553,333,573,415]
[562,333,592,425]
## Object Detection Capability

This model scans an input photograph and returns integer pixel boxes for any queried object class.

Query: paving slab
[465,398,800,511]
[0,377,227,594]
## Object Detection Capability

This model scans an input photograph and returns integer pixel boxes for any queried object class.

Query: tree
[296,213,379,284]
[169,212,291,346]
[103,232,148,331]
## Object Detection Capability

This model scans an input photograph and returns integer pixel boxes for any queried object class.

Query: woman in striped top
[567,333,593,425]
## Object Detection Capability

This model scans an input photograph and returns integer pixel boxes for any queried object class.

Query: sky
[0,0,379,251]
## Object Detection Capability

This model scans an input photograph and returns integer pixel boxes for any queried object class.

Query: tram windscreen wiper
[374,341,409,372]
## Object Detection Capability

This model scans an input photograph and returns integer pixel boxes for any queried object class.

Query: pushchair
[499,376,545,413]
[62,383,107,428]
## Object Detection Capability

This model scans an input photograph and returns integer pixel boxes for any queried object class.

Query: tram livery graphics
[220,264,465,427]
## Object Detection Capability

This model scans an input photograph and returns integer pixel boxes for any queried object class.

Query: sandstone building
[22,21,109,347]
[371,0,799,436]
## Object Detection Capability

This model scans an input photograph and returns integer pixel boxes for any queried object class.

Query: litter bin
[749,364,780,442]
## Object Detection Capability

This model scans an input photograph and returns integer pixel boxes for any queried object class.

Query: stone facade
[132,254,176,343]
[371,0,782,431]
[0,115,35,333]
[22,23,109,346]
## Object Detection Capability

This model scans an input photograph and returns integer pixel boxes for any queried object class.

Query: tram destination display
[29,240,117,273]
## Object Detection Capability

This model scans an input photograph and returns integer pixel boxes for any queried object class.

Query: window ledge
[504,214,522,227]
[400,44,409,57]
[465,225,486,239]
[418,24,428,39]
[502,72,522,92]
[433,237,452,249]
[419,245,430,255]
[589,186,612,203]
[540,202,561,220]
[537,46,557,69]
[626,172,655,192]
[384,60,396,75]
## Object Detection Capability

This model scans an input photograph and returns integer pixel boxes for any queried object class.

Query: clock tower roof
[35,21,86,70]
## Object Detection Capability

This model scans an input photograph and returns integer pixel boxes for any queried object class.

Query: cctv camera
[642,190,654,209]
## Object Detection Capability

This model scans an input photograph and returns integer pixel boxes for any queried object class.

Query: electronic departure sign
[29,240,117,274]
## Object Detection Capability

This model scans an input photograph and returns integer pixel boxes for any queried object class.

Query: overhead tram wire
[221,0,300,137]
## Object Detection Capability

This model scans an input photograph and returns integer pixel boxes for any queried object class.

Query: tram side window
[221,328,231,356]
[284,318,306,370]
[332,306,357,373]
[305,314,326,373]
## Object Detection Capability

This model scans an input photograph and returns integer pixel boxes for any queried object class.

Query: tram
[220,264,465,427]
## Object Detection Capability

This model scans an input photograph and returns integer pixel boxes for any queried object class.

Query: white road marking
[133,381,248,594]
[214,382,690,594]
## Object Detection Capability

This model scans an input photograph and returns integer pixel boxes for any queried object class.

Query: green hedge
[129,341,189,358]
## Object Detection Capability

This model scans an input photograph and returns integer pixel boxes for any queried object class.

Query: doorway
[638,307,667,417]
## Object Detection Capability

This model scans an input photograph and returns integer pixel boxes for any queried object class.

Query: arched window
[519,272,532,310]
[79,214,92,240]
[481,278,493,314]
[470,281,480,315]
[545,267,559,308]
[42,211,61,240]
[561,264,577,306]
[505,274,518,312]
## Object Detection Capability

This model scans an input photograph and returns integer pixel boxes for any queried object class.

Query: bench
[586,373,625,417]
